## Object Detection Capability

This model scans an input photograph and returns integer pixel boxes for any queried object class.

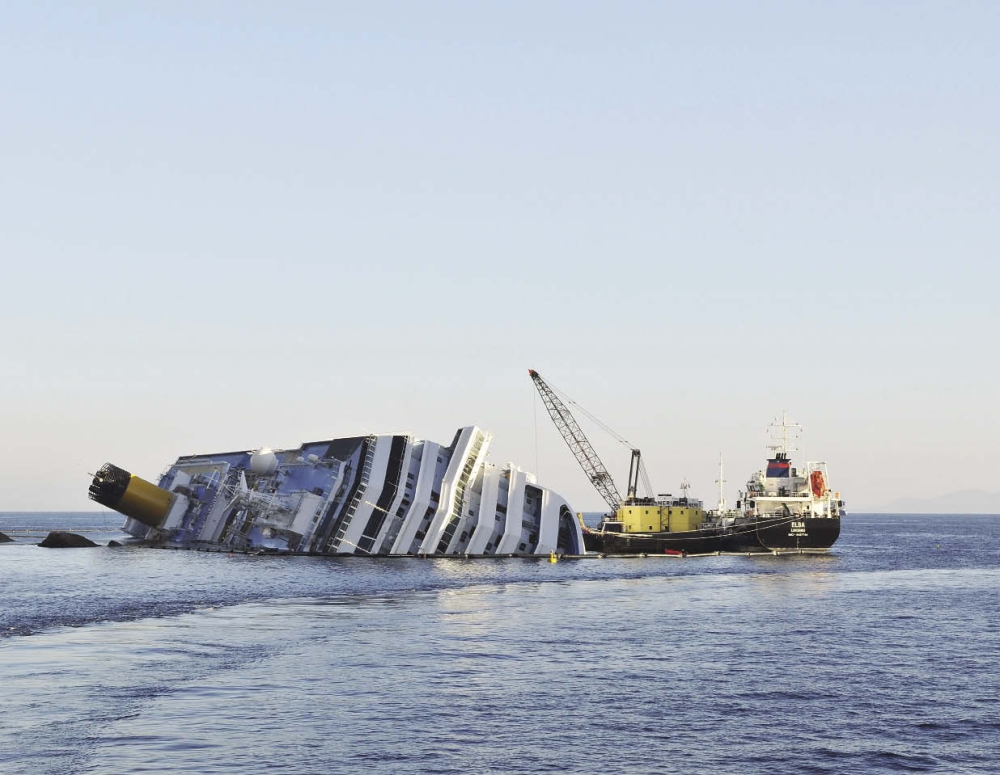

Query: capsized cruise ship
[89,427,585,556]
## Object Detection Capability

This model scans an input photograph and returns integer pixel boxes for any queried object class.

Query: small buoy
[549,551,558,563]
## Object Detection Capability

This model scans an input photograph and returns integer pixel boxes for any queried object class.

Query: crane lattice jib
[529,370,622,511]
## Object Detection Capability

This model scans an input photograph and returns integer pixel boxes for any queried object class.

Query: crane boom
[529,369,622,511]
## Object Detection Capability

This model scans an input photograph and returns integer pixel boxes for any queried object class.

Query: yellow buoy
[549,551,558,563]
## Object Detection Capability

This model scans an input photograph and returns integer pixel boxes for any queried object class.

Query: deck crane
[528,369,650,512]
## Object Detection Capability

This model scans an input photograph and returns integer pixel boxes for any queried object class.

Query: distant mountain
[863,490,1000,515]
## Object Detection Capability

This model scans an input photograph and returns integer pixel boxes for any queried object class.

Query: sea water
[1,513,998,774]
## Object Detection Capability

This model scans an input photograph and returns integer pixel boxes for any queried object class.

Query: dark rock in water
[38,531,98,548]
[107,540,123,547]
[0,531,13,543]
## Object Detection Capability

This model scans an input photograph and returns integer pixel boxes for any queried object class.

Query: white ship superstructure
[93,426,584,556]
[740,414,844,522]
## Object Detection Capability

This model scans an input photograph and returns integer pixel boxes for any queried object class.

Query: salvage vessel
[584,437,843,554]
[89,427,585,556]
[529,371,843,554]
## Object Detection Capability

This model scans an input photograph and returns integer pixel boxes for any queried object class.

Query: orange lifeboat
[810,470,826,498]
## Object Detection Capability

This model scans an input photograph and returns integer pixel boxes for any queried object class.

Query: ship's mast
[715,453,726,512]
[767,411,801,456]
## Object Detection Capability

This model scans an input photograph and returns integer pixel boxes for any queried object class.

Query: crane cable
[544,377,654,499]
[545,380,633,449]
[639,461,654,499]
[533,385,539,477]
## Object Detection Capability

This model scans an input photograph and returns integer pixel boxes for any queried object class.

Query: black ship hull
[583,516,841,555]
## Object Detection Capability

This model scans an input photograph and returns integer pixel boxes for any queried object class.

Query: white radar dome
[250,448,278,475]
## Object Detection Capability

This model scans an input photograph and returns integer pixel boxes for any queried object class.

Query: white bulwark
[122,426,585,556]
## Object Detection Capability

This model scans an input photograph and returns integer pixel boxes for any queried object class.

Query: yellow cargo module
[616,501,705,533]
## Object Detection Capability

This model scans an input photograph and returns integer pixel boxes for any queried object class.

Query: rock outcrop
[38,531,98,548]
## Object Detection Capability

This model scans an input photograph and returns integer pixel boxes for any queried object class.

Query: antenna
[715,453,726,511]
[767,410,801,455]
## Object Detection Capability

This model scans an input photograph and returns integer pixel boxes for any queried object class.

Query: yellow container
[616,504,705,533]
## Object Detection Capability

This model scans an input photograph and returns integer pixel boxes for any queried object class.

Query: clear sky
[2,1,997,512]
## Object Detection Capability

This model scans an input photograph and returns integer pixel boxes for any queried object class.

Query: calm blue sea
[1,512,998,774]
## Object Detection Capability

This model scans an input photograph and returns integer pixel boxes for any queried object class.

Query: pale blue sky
[2,1,997,511]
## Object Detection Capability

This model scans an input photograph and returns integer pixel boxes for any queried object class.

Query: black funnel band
[89,463,132,508]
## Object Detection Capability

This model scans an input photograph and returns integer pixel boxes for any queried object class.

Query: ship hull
[583,516,841,554]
